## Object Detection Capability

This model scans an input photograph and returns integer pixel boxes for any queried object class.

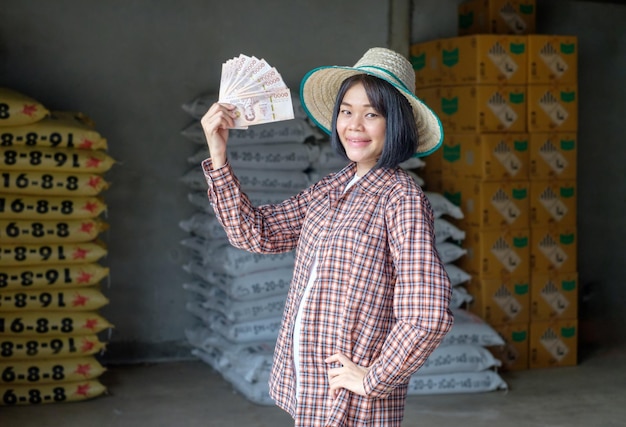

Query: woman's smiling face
[335,82,386,176]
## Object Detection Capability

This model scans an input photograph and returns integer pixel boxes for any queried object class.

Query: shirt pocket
[328,207,387,249]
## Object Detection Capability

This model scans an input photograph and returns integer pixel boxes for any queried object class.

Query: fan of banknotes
[218,54,295,129]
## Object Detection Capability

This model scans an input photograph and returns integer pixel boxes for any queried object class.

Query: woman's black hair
[330,74,419,170]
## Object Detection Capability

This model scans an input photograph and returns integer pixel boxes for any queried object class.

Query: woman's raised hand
[200,102,238,169]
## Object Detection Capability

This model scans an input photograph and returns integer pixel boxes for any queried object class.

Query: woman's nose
[348,116,364,131]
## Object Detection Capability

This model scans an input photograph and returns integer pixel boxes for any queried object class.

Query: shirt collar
[328,162,397,196]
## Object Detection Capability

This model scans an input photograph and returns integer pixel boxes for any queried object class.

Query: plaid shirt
[203,159,453,427]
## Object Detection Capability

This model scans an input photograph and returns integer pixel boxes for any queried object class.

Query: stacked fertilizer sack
[179,91,325,404]
[0,88,114,405]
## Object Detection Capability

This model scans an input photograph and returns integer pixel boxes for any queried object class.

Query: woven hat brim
[300,65,443,156]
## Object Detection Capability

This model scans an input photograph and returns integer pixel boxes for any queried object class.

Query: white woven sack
[181,236,295,275]
[311,141,350,171]
[183,261,292,301]
[210,339,273,384]
[434,217,466,243]
[187,330,272,384]
[187,302,281,343]
[181,167,311,193]
[183,280,218,301]
[218,267,293,301]
[188,142,320,172]
[181,118,321,146]
[425,192,464,219]
[211,313,282,344]
[415,343,501,376]
[441,308,505,347]
[399,156,426,170]
[201,290,287,323]
[435,242,467,264]
[407,370,508,395]
[179,212,227,239]
[187,190,299,214]
[444,263,471,287]
[450,285,473,308]
[235,168,312,192]
[185,325,275,356]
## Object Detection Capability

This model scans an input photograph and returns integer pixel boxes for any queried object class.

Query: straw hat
[300,47,443,156]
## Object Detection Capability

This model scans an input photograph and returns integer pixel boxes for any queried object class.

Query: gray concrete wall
[537,0,626,348]
[0,0,390,362]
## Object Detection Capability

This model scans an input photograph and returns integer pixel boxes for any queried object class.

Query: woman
[201,47,453,427]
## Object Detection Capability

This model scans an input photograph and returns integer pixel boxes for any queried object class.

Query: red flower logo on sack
[74,364,92,377]
[74,383,91,397]
[80,222,95,234]
[77,270,94,284]
[87,176,102,189]
[86,156,103,168]
[82,318,99,331]
[72,293,89,307]
[72,247,90,260]
[82,201,100,214]
[80,338,96,353]
[21,104,38,117]
[79,139,95,149]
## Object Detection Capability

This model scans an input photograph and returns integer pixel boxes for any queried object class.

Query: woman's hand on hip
[325,353,371,399]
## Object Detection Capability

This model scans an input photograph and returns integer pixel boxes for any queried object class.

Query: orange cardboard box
[440,35,527,86]
[458,0,536,35]
[441,178,529,230]
[467,274,530,324]
[529,133,577,181]
[530,319,578,368]
[531,271,578,321]
[455,226,530,278]
[442,133,529,181]
[530,224,577,274]
[440,85,527,133]
[527,84,578,132]
[530,180,577,227]
[488,322,529,371]
[528,35,578,85]
[410,39,442,89]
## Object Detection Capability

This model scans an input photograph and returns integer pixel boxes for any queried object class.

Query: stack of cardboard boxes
[413,0,579,370]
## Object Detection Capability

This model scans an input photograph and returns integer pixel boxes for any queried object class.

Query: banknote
[219,55,248,100]
[218,54,294,128]
[222,88,294,129]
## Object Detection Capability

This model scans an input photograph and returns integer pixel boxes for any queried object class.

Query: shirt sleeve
[363,190,454,398]
[201,158,308,254]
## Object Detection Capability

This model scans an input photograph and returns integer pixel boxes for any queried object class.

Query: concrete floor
[1,345,624,427]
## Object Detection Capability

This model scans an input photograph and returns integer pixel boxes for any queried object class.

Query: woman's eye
[340,109,351,115]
